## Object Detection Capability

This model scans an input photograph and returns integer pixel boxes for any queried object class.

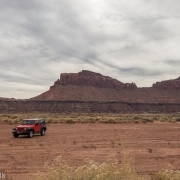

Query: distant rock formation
[31,70,180,104]
[53,70,137,90]
[1,70,180,113]
[152,76,180,90]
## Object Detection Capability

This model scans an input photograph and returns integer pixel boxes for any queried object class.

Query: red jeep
[12,118,47,138]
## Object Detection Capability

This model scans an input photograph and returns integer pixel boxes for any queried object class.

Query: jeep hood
[16,125,34,128]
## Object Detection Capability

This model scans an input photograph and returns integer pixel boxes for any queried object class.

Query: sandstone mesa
[1,70,180,113]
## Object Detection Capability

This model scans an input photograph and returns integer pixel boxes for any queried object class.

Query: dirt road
[0,122,180,180]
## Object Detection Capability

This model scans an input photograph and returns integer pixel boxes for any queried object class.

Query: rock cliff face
[153,76,180,90]
[32,70,138,101]
[54,70,137,90]
[1,70,180,113]
[31,71,180,104]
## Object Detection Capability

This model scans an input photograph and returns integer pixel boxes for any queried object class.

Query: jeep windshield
[22,120,34,125]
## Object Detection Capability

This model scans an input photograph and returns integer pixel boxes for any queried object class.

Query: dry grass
[34,155,180,180]
[152,170,180,180]
[35,153,144,180]
[1,113,180,124]
[34,153,180,180]
[1,112,179,179]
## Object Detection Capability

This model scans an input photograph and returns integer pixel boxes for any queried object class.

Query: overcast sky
[1,0,180,99]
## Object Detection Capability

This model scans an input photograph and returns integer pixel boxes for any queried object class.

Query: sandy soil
[0,122,180,180]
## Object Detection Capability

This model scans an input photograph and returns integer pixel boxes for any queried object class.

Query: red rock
[152,77,180,90]
[54,70,137,90]
[1,71,180,113]
[31,71,180,103]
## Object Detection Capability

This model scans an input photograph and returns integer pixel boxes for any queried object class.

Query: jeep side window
[22,120,34,125]
[28,120,34,124]
[36,121,40,124]
[22,120,26,124]
[40,120,45,124]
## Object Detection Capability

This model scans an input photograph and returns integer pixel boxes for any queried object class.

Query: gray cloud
[0,0,180,98]
[164,60,180,66]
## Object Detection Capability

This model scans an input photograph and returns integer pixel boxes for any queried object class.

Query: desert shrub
[125,115,132,120]
[2,114,11,118]
[142,117,148,123]
[66,119,75,124]
[153,116,158,121]
[14,119,19,124]
[142,117,153,123]
[133,116,140,120]
[3,119,8,123]
[175,117,180,122]
[82,144,88,148]
[35,153,144,180]
[115,117,123,121]
[134,120,140,123]
[11,115,18,119]
[159,116,168,122]
[152,169,180,180]
[163,117,168,121]
[46,119,52,123]
[8,120,12,125]
[104,118,116,123]
[88,118,94,121]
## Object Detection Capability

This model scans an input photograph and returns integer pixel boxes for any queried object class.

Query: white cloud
[0,0,180,98]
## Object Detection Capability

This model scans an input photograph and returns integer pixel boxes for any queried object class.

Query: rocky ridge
[53,70,137,90]
[31,70,180,103]
[1,70,180,113]
[152,76,180,90]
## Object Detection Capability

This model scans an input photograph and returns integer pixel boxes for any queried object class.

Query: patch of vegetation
[82,144,88,148]
[0,113,180,124]
[46,119,52,123]
[66,119,75,124]
[148,148,153,153]
[72,140,77,145]
[152,170,180,180]
[35,153,144,180]
[175,117,180,122]
[3,119,8,123]
[133,116,140,120]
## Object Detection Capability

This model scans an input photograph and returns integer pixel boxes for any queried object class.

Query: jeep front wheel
[13,133,19,138]
[28,130,33,138]
[40,129,45,136]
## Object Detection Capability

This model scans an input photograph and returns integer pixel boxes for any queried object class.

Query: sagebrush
[35,153,144,180]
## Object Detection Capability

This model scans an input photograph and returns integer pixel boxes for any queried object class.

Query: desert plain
[0,113,180,180]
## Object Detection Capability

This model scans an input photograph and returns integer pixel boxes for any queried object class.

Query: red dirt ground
[0,122,180,180]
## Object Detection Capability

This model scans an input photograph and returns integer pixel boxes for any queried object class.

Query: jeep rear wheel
[28,130,33,138]
[40,129,45,136]
[13,133,19,138]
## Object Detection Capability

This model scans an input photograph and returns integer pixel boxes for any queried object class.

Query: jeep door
[40,120,46,129]
[35,120,41,133]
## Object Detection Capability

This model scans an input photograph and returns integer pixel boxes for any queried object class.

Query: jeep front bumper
[12,128,31,135]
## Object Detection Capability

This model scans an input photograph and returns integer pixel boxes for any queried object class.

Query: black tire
[40,129,45,136]
[13,133,19,138]
[28,130,33,138]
